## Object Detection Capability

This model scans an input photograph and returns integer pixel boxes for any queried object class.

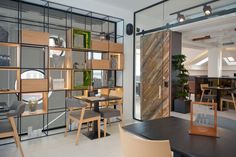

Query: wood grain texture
[21,79,48,92]
[91,39,109,52]
[140,31,170,120]
[22,30,49,45]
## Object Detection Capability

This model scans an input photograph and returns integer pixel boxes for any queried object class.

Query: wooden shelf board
[72,48,108,53]
[0,66,20,70]
[49,47,72,51]
[49,88,70,91]
[108,51,123,54]
[0,42,19,47]
[72,88,89,91]
[48,68,72,70]
[22,109,47,117]
[0,90,20,94]
[20,90,49,94]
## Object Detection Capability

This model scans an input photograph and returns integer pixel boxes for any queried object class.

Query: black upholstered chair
[0,101,26,157]
[64,97,101,145]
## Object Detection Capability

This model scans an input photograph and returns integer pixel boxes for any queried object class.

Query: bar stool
[0,101,26,157]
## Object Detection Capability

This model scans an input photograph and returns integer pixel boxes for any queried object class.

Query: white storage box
[53,79,64,90]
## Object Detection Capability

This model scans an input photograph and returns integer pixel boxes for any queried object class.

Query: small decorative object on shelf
[110,55,118,69]
[73,62,79,69]
[73,28,91,48]
[52,79,65,90]
[28,98,38,112]
[189,101,217,137]
[108,79,115,88]
[0,55,11,66]
[0,88,10,92]
[73,62,86,69]
[99,32,106,40]
[0,26,8,42]
[94,78,102,88]
[52,54,64,68]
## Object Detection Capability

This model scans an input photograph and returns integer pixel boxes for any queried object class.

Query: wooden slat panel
[140,31,170,120]
[109,42,123,53]
[87,60,110,69]
[91,39,108,52]
[22,30,49,45]
[21,79,48,92]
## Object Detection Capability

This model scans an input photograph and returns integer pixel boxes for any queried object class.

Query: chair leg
[104,118,107,137]
[97,118,101,139]
[107,118,111,126]
[13,135,18,148]
[233,101,236,111]
[200,91,204,102]
[75,121,82,145]
[220,99,223,111]
[87,122,90,132]
[64,116,70,137]
[9,117,24,157]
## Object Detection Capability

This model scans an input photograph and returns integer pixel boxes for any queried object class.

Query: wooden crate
[88,60,110,69]
[21,79,48,92]
[91,39,109,52]
[22,30,49,45]
[109,42,123,53]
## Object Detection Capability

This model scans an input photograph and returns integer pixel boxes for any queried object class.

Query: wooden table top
[204,86,234,90]
[73,95,121,103]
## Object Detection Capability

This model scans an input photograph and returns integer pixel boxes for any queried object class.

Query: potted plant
[172,54,191,113]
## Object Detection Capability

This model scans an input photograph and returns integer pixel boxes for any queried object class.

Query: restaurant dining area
[1,0,236,157]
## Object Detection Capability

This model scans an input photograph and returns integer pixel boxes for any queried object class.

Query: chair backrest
[188,81,195,94]
[119,125,172,157]
[200,84,209,91]
[7,101,26,117]
[65,97,87,109]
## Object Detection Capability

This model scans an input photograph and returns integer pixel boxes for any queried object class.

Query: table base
[83,130,110,140]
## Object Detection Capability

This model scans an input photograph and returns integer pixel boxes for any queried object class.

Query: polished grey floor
[0,122,126,157]
[1,109,236,157]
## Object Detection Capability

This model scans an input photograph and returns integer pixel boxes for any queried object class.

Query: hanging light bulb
[177,13,185,23]
[203,5,212,15]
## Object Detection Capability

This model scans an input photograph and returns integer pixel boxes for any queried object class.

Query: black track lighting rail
[169,0,219,15]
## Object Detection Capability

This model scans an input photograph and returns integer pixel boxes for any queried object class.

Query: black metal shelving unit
[0,0,124,144]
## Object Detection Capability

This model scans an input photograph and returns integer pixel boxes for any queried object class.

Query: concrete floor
[0,122,125,157]
[1,109,236,157]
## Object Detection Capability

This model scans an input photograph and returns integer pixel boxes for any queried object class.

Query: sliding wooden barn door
[140,31,170,120]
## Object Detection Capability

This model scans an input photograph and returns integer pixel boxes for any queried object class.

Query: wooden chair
[64,97,101,145]
[220,90,236,111]
[119,125,172,157]
[0,101,26,157]
[100,88,123,137]
[200,84,216,102]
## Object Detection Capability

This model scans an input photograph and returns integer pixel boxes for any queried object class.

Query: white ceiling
[90,0,162,12]
[173,13,236,67]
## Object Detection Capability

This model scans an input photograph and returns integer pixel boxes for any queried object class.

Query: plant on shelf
[172,54,191,113]
[28,97,38,112]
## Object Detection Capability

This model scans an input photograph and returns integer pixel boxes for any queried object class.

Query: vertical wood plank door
[140,31,170,120]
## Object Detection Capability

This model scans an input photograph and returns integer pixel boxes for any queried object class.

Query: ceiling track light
[177,13,185,23]
[203,5,212,15]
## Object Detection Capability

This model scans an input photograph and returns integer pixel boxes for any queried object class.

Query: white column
[208,48,222,77]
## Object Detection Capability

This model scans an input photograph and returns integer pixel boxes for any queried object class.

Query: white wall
[49,0,134,121]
